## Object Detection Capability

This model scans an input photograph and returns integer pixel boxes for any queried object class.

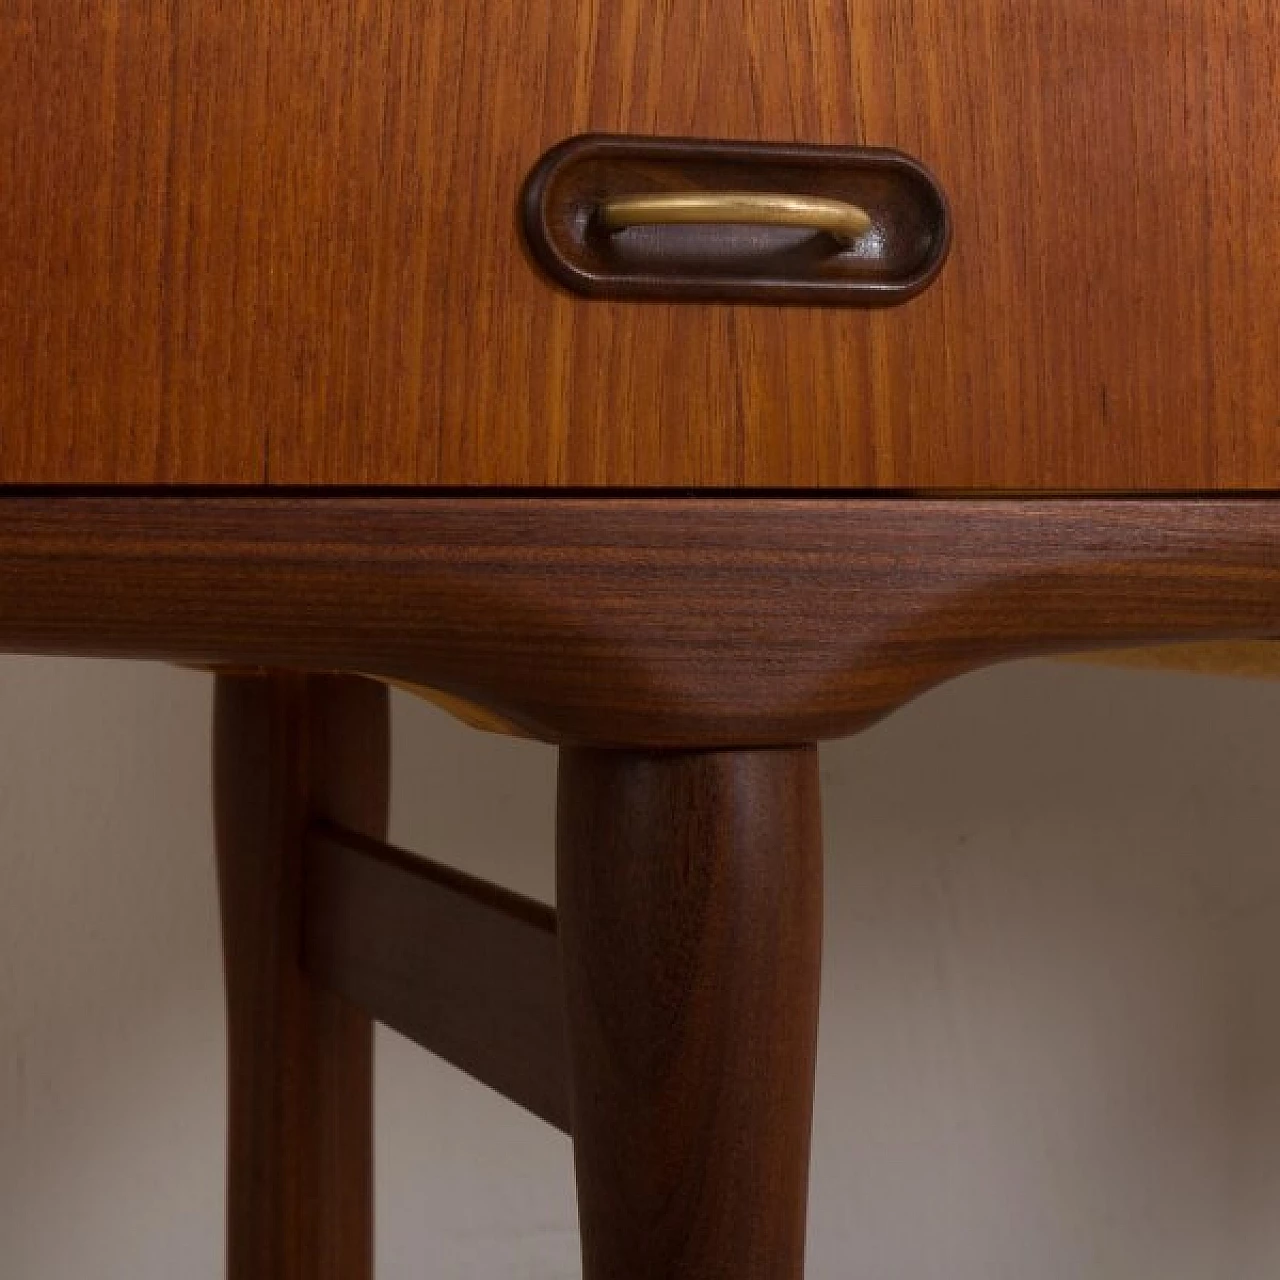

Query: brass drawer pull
[599,191,872,246]
[523,134,952,306]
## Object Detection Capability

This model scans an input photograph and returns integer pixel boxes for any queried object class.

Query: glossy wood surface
[3,3,1277,488]
[558,747,823,1280]
[303,821,569,1131]
[2,497,1280,746]
[214,674,389,1280]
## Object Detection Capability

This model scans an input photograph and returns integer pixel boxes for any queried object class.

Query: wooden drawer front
[2,2,1276,488]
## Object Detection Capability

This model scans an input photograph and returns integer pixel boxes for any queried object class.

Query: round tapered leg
[214,674,389,1280]
[557,746,823,1280]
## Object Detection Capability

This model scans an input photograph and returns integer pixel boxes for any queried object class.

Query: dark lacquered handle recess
[522,134,952,307]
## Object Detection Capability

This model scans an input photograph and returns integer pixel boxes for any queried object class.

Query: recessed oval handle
[599,192,873,247]
[522,134,952,307]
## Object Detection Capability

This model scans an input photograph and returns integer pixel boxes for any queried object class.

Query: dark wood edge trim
[302,821,569,1132]
[2,496,1280,747]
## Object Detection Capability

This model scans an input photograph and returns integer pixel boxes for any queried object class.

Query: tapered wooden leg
[214,674,390,1280]
[557,747,823,1280]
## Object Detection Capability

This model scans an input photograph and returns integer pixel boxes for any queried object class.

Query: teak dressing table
[3,4,1279,1277]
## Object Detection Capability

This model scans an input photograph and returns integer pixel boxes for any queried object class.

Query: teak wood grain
[214,674,390,1280]
[302,821,569,1131]
[558,747,823,1280]
[2,3,1277,488]
[2,497,1280,746]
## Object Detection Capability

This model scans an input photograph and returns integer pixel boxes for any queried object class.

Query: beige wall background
[2,655,1279,1278]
